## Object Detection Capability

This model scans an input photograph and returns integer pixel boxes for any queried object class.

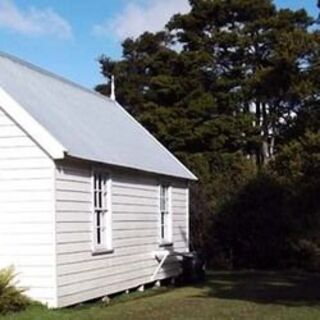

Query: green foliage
[273,132,320,271]
[211,173,288,269]
[168,0,317,164]
[0,266,30,314]
[212,132,320,271]
[272,131,320,184]
[95,0,320,271]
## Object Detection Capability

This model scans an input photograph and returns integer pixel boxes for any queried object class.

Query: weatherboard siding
[0,106,190,308]
[0,108,56,307]
[55,161,189,307]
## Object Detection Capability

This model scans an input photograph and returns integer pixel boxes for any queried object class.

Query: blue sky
[0,0,318,89]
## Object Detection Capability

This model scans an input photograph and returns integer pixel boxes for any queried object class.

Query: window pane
[161,212,165,239]
[103,176,107,192]
[160,185,165,199]
[99,174,102,189]
[159,185,170,242]
[98,191,101,208]
[97,227,101,244]
[160,197,165,211]
[96,211,101,227]
[166,212,170,239]
[160,185,168,211]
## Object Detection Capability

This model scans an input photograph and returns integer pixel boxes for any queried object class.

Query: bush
[0,266,30,314]
[273,132,320,271]
[208,132,320,271]
[211,173,288,269]
[188,152,256,260]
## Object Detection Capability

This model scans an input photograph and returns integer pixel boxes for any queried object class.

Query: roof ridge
[0,51,113,104]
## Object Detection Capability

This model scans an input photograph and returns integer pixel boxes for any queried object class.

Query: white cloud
[93,0,190,40]
[0,0,72,39]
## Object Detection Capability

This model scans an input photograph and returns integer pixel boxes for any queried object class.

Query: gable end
[0,87,66,159]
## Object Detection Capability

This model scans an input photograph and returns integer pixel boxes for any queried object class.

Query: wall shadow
[192,270,320,307]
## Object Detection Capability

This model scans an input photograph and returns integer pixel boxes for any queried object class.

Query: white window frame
[92,170,113,254]
[159,184,172,245]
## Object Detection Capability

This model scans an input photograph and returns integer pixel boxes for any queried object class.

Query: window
[92,171,112,253]
[159,184,172,244]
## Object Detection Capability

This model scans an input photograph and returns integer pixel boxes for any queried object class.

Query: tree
[211,131,320,270]
[168,0,317,165]
[272,131,320,271]
[95,0,320,260]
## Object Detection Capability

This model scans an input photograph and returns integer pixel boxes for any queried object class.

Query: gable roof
[0,52,196,180]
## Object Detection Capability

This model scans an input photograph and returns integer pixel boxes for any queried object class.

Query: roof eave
[64,153,197,181]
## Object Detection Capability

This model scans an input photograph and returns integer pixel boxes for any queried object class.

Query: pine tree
[168,0,317,165]
[95,0,320,255]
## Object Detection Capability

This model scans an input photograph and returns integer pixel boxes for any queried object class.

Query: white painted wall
[55,160,189,307]
[0,108,56,307]
[0,106,190,308]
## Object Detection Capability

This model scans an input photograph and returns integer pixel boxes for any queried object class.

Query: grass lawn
[2,271,320,320]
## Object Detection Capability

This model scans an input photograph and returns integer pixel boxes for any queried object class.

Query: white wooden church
[0,52,196,308]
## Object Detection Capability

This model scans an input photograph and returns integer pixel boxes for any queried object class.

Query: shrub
[209,132,320,271]
[211,173,288,269]
[0,266,30,314]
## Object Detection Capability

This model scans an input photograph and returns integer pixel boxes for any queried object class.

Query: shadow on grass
[194,270,320,307]
[63,285,172,313]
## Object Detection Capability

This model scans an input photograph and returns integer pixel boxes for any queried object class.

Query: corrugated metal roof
[0,52,196,180]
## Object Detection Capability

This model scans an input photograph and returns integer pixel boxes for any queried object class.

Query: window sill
[91,249,114,256]
[159,242,173,248]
